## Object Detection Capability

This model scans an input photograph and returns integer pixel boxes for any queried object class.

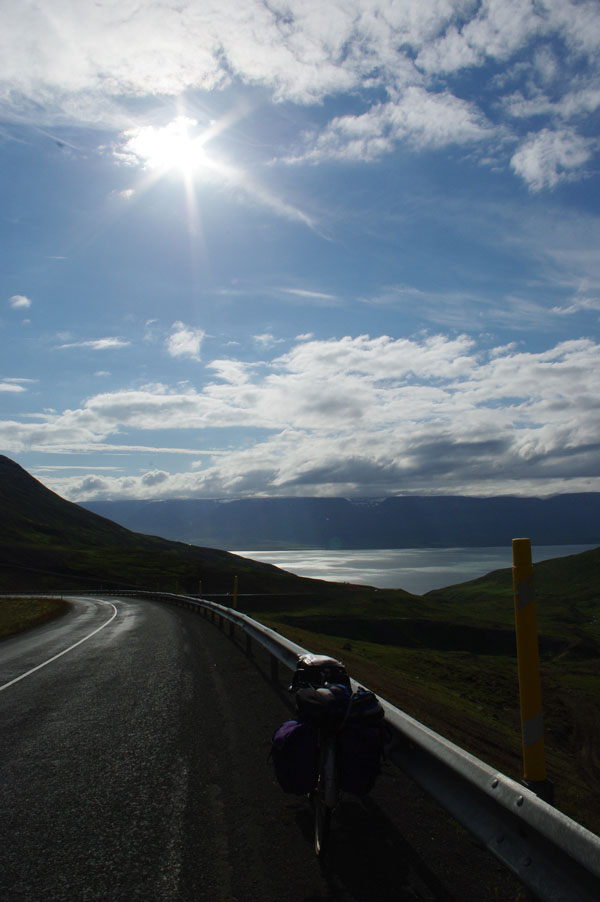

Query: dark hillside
[0,456,332,597]
[0,455,150,549]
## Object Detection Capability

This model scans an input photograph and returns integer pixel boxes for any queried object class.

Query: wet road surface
[0,596,522,900]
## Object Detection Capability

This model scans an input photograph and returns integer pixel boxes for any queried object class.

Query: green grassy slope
[251,547,600,834]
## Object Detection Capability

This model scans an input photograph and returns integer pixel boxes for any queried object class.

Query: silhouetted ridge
[0,456,328,597]
[0,454,141,547]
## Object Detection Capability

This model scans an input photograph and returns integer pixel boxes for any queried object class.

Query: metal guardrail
[68,589,600,900]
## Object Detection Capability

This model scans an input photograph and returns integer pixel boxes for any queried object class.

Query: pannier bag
[346,686,384,724]
[337,722,385,796]
[271,720,318,795]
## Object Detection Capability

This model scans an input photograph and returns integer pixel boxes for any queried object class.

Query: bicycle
[274,653,384,857]
[290,654,354,856]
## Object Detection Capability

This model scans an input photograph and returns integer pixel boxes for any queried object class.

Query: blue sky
[2,0,600,502]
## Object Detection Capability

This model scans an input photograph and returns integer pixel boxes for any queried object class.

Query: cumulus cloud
[5,332,600,500]
[8,294,32,309]
[79,475,111,494]
[206,359,251,385]
[511,128,594,190]
[166,322,205,360]
[415,0,541,74]
[287,88,492,163]
[503,86,600,121]
[141,469,169,487]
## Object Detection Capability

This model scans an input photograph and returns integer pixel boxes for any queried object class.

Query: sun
[120,116,216,178]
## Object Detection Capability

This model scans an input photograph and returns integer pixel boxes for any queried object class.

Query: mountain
[0,456,328,598]
[82,494,600,549]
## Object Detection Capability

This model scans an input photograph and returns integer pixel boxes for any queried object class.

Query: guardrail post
[512,538,554,803]
[233,575,238,609]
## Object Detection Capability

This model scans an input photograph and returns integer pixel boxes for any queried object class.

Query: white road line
[0,601,118,693]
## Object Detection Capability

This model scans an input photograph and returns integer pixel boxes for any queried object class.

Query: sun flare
[121,116,215,177]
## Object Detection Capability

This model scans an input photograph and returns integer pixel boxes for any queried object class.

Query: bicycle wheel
[314,789,331,856]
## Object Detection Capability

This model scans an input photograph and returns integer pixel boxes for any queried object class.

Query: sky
[1,0,600,503]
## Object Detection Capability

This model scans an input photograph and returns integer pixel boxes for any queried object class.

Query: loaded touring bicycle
[271,654,385,855]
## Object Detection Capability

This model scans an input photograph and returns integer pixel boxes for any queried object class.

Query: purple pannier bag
[271,720,318,795]
[337,722,385,796]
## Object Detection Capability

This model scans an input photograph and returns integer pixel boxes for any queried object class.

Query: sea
[233,545,597,595]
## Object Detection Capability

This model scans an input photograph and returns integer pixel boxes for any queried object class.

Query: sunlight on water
[235,546,596,594]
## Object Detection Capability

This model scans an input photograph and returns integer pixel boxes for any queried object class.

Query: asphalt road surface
[0,596,523,901]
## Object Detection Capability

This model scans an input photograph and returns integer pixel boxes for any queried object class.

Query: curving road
[0,597,522,901]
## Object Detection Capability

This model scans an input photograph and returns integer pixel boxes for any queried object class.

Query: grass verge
[0,596,69,640]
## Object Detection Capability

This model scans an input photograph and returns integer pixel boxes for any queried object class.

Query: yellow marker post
[512,538,553,802]
[233,575,238,609]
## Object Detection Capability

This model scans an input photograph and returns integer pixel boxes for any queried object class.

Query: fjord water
[236,546,596,595]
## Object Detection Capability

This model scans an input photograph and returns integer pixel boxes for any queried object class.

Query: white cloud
[57,337,131,350]
[503,86,600,121]
[289,88,491,163]
[0,1,597,193]
[206,359,252,385]
[141,469,169,487]
[281,288,338,302]
[253,333,285,348]
[415,0,544,75]
[552,289,600,315]
[511,128,594,190]
[5,332,600,499]
[8,294,32,309]
[166,322,205,360]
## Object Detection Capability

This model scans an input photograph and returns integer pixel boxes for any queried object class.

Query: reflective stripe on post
[512,538,547,785]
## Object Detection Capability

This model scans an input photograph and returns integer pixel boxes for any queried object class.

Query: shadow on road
[293,792,452,901]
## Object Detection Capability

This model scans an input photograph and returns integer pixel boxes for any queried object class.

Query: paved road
[0,597,522,901]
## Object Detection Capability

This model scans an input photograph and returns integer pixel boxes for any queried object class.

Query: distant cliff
[81,494,600,549]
